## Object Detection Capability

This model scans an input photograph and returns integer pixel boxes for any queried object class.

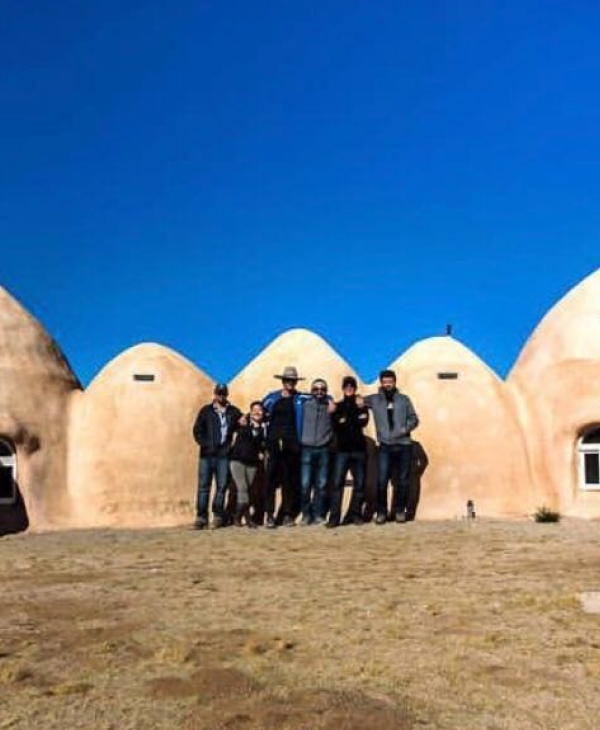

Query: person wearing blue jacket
[261,366,310,528]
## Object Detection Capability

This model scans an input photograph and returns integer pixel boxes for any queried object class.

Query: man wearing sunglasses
[299,379,336,525]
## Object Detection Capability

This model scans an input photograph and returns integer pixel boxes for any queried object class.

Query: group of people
[192,366,420,530]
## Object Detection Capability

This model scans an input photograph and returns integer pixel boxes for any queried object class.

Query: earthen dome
[379,336,534,518]
[0,286,80,534]
[67,344,214,527]
[509,267,600,515]
[229,328,361,410]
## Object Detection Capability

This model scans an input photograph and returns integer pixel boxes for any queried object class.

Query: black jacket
[230,421,267,466]
[332,396,369,453]
[193,402,242,456]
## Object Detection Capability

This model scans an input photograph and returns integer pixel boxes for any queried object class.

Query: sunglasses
[312,387,327,393]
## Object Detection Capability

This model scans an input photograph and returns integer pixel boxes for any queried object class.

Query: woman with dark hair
[229,401,267,528]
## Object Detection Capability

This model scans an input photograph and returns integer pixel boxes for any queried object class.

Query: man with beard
[359,370,419,525]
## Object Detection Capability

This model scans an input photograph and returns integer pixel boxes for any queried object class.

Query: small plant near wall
[534,505,561,523]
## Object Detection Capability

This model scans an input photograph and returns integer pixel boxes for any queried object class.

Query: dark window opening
[584,453,600,485]
[0,440,13,457]
[0,466,14,501]
[437,372,459,380]
[133,374,155,382]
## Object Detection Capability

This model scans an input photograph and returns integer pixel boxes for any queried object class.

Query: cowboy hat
[274,366,305,381]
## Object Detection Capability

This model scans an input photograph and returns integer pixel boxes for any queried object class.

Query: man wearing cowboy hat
[261,366,309,528]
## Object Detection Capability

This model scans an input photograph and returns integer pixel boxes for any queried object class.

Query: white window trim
[0,439,17,505]
[578,435,600,492]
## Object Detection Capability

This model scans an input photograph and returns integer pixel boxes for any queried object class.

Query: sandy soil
[2,518,600,729]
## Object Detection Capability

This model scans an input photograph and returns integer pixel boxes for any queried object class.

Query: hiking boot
[265,514,276,529]
[193,516,208,530]
[375,513,387,525]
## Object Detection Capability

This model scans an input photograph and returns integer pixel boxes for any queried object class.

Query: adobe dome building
[1,267,599,535]
[228,328,362,409]
[377,337,537,518]
[508,268,600,517]
[67,344,214,528]
[0,286,80,535]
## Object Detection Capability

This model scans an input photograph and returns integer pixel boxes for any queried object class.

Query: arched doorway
[578,427,600,490]
[0,438,28,536]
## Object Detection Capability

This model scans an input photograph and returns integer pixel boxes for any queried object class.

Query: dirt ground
[2,518,600,730]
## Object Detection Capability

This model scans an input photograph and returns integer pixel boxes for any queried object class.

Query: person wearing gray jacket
[299,379,335,525]
[361,369,419,524]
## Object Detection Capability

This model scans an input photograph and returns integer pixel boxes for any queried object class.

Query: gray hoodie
[301,397,333,448]
[364,389,419,446]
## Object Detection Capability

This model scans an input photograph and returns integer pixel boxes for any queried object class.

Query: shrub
[534,505,561,523]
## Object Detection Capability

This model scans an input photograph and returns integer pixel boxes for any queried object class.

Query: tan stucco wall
[67,344,214,528]
[0,286,80,531]
[508,268,600,516]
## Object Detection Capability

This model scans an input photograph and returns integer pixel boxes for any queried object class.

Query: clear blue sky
[1,1,599,385]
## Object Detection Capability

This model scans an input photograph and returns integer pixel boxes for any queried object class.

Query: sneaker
[282,515,295,528]
[350,515,364,526]
[375,513,387,525]
[193,516,207,530]
[265,515,276,529]
[325,520,339,529]
[299,516,312,527]
[312,517,325,526]
[395,511,407,523]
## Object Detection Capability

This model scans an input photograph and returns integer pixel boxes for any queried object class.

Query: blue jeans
[300,446,329,522]
[377,443,412,517]
[329,451,366,524]
[196,455,230,519]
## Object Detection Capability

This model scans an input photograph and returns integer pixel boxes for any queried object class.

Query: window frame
[0,438,17,505]
[578,428,600,491]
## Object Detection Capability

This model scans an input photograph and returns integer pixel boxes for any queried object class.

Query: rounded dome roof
[0,285,79,384]
[510,267,600,380]
[229,328,360,405]
[374,336,500,386]
[87,343,213,392]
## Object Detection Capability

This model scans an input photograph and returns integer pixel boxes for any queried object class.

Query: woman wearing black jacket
[229,401,267,528]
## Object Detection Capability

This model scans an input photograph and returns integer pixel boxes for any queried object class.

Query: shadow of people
[0,480,29,537]
[406,441,429,521]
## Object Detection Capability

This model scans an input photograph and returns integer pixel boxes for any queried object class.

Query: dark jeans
[300,446,329,522]
[196,455,230,519]
[265,442,301,519]
[329,451,366,524]
[377,443,412,517]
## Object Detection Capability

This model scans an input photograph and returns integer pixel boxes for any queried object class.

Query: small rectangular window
[0,466,15,503]
[437,372,459,380]
[584,453,600,485]
[133,374,155,382]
